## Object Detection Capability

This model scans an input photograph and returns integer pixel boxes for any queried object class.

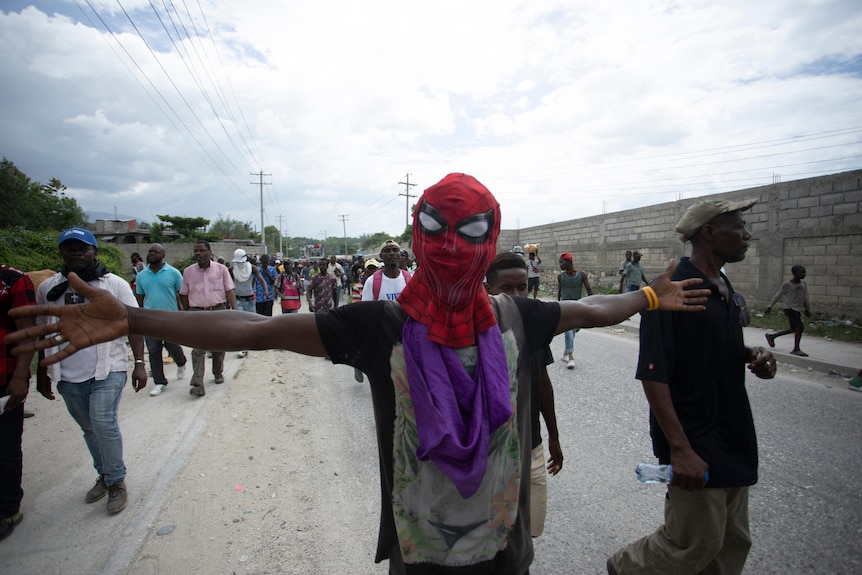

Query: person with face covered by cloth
[6,175,711,574]
[35,228,147,516]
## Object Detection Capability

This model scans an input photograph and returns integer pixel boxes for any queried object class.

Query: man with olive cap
[608,199,777,575]
[35,228,147,515]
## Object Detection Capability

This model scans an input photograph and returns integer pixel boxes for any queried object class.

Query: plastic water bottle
[636,463,709,483]
[636,463,673,483]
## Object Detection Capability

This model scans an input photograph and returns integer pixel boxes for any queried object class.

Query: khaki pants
[611,486,751,575]
[530,444,548,537]
[188,305,225,387]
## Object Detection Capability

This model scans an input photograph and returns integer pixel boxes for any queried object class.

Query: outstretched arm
[6,272,328,365]
[556,260,708,334]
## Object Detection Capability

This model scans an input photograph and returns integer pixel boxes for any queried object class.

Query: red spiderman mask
[398,173,500,347]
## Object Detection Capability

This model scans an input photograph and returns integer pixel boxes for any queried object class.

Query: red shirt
[0,266,36,387]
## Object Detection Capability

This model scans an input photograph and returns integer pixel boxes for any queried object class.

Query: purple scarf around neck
[402,317,512,498]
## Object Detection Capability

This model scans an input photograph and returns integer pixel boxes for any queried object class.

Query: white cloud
[1,0,860,245]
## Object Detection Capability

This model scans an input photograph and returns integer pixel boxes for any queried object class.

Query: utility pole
[398,173,417,229]
[276,214,287,256]
[339,214,349,255]
[250,171,271,252]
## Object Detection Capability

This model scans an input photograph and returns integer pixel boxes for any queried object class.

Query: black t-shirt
[316,296,560,574]
[636,257,758,487]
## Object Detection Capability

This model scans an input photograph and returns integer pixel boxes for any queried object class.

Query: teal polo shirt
[135,263,183,311]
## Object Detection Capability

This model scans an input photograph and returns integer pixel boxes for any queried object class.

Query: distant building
[92,219,180,244]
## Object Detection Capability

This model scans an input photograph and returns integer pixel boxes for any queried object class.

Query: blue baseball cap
[58,227,98,248]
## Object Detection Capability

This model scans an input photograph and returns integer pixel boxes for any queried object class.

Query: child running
[765,264,811,356]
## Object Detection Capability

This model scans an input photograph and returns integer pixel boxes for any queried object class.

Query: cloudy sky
[2,1,861,242]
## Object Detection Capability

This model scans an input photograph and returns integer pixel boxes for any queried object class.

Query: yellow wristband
[643,286,659,311]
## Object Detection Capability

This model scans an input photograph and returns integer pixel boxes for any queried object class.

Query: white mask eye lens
[455,209,494,244]
[458,220,488,239]
[418,211,444,234]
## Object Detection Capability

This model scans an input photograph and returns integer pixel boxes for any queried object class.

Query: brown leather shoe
[107,480,127,514]
[189,384,205,397]
[85,475,108,503]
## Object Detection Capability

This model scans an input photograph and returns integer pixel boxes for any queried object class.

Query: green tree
[358,231,400,254]
[155,214,220,242]
[0,158,87,231]
[264,225,280,252]
[210,216,255,240]
[0,226,127,277]
[148,221,169,243]
[396,225,412,248]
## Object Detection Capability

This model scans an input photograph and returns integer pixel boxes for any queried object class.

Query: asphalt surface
[532,326,861,574]
[2,306,860,574]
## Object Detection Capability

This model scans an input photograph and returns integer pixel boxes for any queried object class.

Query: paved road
[4,323,860,574]
[531,327,861,575]
[271,325,862,574]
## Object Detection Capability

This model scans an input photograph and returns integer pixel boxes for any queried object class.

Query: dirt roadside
[4,312,387,575]
[123,348,386,575]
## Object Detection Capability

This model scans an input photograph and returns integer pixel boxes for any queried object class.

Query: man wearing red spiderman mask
[6,174,714,574]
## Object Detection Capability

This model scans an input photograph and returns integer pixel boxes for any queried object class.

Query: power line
[194,0,267,171]
[78,0,252,204]
[115,0,246,177]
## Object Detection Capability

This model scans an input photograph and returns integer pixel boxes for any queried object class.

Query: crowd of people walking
[2,172,852,575]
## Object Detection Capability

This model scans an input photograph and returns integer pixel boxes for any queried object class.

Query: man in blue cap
[34,228,147,515]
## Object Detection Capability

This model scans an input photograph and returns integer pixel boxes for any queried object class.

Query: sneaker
[0,512,23,542]
[567,358,576,370]
[214,375,225,384]
[86,475,108,503]
[849,375,862,392]
[176,365,185,380]
[190,385,206,397]
[237,350,248,358]
[149,384,166,396]
[106,480,127,514]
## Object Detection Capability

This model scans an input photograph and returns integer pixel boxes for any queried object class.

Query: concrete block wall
[499,169,862,319]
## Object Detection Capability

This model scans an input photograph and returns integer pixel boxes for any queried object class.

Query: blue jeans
[145,336,187,385]
[564,328,577,354]
[57,372,127,486]
[235,298,256,313]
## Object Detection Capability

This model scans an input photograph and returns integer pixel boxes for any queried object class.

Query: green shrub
[0,227,128,277]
